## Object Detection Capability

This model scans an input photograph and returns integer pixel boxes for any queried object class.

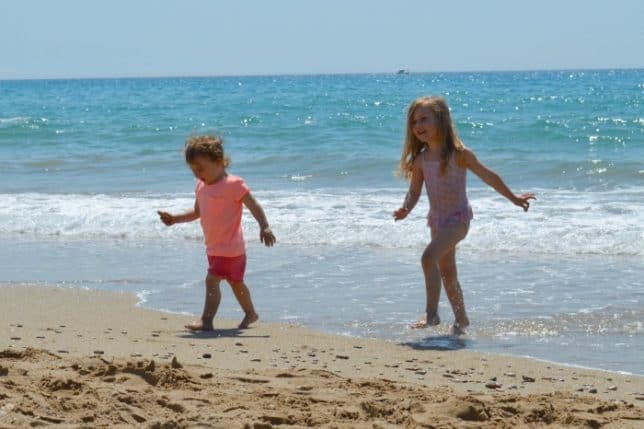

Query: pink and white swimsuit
[421,152,473,231]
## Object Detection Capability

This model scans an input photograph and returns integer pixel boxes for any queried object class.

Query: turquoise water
[1,70,642,373]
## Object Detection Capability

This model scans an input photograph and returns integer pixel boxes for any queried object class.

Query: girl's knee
[421,249,439,267]
[228,281,246,289]
[205,275,222,287]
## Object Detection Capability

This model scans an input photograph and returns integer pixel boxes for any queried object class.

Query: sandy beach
[0,284,642,428]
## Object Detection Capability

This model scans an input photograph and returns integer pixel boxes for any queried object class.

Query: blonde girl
[394,96,535,334]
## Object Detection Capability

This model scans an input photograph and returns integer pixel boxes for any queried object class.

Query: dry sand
[0,284,642,428]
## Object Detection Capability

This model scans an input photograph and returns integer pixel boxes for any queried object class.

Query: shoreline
[5,280,644,377]
[1,283,642,427]
[133,291,641,378]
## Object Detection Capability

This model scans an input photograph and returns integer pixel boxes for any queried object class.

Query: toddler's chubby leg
[238,312,258,330]
[229,281,259,329]
[186,275,222,331]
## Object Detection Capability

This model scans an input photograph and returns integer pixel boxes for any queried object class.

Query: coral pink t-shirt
[195,175,249,257]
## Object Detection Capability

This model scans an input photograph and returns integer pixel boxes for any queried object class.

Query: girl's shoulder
[224,174,247,184]
[412,149,427,169]
[454,144,474,168]
[224,174,250,197]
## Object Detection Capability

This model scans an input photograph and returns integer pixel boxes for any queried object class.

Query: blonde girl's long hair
[397,96,464,179]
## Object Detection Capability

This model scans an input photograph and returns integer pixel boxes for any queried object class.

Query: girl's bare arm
[462,148,535,211]
[242,192,276,246]
[158,199,200,225]
[394,156,424,220]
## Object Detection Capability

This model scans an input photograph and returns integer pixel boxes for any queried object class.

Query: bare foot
[410,313,440,329]
[185,320,214,332]
[449,320,469,336]
[238,312,258,329]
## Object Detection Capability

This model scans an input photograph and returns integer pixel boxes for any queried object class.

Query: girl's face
[411,106,438,144]
[189,156,225,185]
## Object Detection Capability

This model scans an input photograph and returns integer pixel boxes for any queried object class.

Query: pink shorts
[207,254,246,283]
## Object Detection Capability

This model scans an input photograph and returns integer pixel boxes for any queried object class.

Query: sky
[0,0,642,79]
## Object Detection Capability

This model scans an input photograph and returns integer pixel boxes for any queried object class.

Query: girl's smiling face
[188,155,225,185]
[411,106,438,144]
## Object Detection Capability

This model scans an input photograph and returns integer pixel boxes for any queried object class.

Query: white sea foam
[135,289,156,305]
[0,116,30,126]
[0,187,642,256]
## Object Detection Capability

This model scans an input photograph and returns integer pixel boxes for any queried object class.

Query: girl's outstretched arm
[462,148,535,211]
[158,199,200,226]
[242,192,276,247]
[394,156,424,221]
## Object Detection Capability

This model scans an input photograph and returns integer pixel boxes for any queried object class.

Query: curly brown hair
[184,135,230,167]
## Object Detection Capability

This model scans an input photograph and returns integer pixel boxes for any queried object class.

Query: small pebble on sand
[485,381,502,389]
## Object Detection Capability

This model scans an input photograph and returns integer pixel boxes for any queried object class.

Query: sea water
[1,70,642,373]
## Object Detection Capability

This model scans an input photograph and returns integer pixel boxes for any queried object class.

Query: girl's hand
[260,227,276,247]
[513,193,536,212]
[157,211,175,226]
[393,207,410,221]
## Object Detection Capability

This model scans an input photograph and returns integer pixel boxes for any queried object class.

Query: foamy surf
[0,187,641,256]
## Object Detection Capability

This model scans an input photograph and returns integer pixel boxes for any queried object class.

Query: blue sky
[1,0,642,79]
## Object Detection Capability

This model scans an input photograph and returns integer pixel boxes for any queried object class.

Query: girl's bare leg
[412,223,468,328]
[229,281,259,329]
[439,248,470,335]
[186,275,221,331]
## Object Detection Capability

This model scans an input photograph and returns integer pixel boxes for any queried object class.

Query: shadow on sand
[401,334,470,351]
[176,328,270,339]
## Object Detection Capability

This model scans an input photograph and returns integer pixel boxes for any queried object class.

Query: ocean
[1,70,642,374]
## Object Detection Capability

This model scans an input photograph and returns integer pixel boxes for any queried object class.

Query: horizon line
[1,66,642,83]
